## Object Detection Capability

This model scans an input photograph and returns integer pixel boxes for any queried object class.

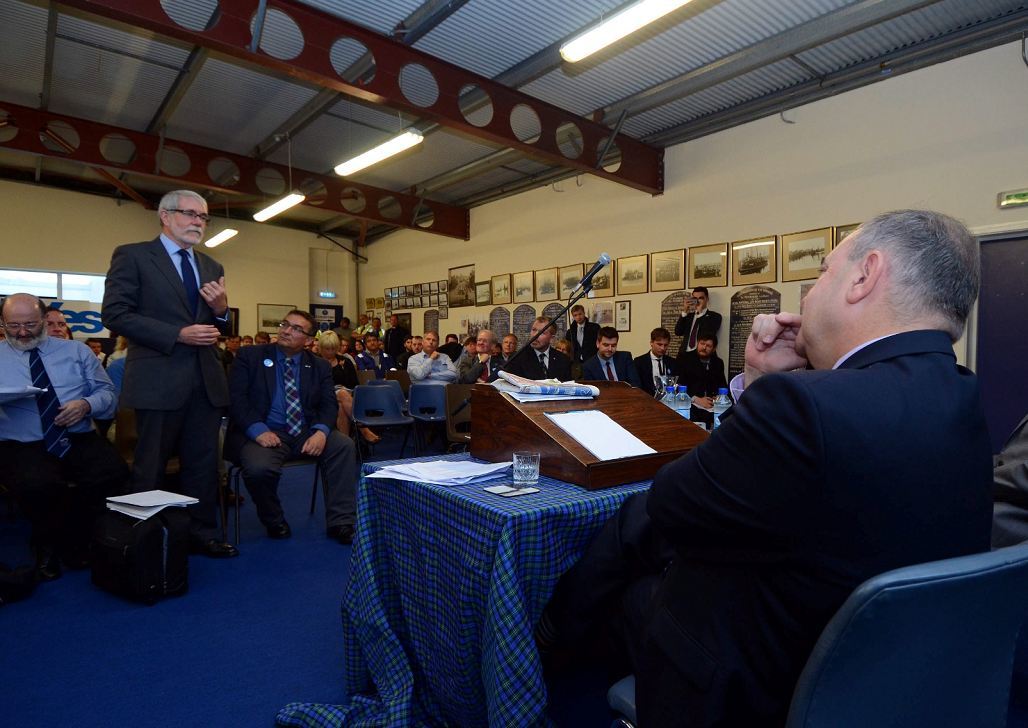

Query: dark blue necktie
[177,249,199,315]
[29,348,70,458]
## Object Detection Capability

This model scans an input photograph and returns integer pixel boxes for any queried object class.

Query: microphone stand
[450,284,593,416]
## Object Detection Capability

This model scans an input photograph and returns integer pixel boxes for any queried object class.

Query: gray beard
[5,328,47,351]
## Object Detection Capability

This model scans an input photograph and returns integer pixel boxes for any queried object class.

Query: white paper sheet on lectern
[544,410,656,461]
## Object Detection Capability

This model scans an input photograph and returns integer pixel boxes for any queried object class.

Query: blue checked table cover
[278,452,650,727]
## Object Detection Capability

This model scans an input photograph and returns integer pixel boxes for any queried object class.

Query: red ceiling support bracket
[57,0,665,195]
[0,102,470,239]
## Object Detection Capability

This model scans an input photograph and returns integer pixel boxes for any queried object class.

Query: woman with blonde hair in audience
[553,338,582,380]
[317,331,379,443]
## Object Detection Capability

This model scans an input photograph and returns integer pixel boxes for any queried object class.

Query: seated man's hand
[255,431,281,448]
[744,312,807,388]
[53,399,91,427]
[692,395,713,409]
[301,429,326,457]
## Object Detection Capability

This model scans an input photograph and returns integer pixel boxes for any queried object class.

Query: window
[0,269,105,301]
[61,274,106,302]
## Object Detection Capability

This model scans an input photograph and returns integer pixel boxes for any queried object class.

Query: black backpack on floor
[91,509,189,605]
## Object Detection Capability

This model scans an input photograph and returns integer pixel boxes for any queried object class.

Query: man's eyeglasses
[1,321,42,331]
[165,208,211,224]
[278,321,313,336]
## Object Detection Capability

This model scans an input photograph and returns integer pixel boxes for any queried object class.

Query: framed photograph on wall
[782,227,832,282]
[616,255,648,295]
[589,301,614,326]
[730,236,777,286]
[257,303,295,333]
[491,273,512,305]
[438,305,448,319]
[447,264,476,308]
[559,263,584,300]
[475,281,491,306]
[615,300,631,332]
[513,270,534,303]
[688,243,728,287]
[834,222,860,246]
[650,249,685,292]
[587,260,614,297]
[535,267,558,301]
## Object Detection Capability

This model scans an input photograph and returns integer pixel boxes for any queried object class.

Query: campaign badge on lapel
[263,359,274,368]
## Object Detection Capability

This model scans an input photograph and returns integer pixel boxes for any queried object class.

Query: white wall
[0,180,359,334]
[359,41,1028,365]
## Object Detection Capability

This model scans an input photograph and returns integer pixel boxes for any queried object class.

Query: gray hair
[476,329,496,344]
[847,209,978,341]
[158,190,207,215]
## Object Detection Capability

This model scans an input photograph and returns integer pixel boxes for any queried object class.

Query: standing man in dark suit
[581,327,641,386]
[674,286,721,365]
[504,317,572,381]
[102,190,237,558]
[677,333,728,407]
[225,310,357,544]
[634,327,678,396]
[537,210,992,726]
[382,314,409,361]
[565,304,599,366]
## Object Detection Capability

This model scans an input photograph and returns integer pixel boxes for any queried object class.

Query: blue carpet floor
[0,428,613,727]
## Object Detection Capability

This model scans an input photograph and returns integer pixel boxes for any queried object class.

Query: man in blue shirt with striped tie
[0,293,128,582]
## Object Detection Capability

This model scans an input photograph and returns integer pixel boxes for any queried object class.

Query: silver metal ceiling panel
[264,111,395,173]
[620,58,812,138]
[57,11,190,68]
[297,0,427,35]
[519,0,851,117]
[327,97,417,133]
[434,164,527,203]
[164,57,319,155]
[412,0,624,78]
[504,157,552,176]
[0,0,48,107]
[353,129,500,190]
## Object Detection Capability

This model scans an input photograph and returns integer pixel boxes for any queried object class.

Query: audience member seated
[354,332,394,379]
[535,210,993,727]
[396,335,421,369]
[581,326,641,386]
[219,334,241,374]
[353,314,373,337]
[313,331,379,446]
[254,331,271,345]
[438,333,463,362]
[678,332,728,409]
[504,317,571,381]
[0,293,128,581]
[990,412,1028,547]
[674,285,722,362]
[457,329,500,383]
[552,339,580,380]
[408,331,458,384]
[241,334,254,346]
[498,333,517,366]
[225,310,357,545]
[44,305,72,340]
[332,316,352,343]
[634,327,678,396]
[86,338,108,367]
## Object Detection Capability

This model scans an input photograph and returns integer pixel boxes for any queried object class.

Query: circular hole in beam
[160,0,220,32]
[0,109,16,143]
[40,120,79,154]
[250,7,304,60]
[255,166,286,196]
[207,156,241,187]
[458,84,493,127]
[98,133,136,165]
[341,187,366,213]
[378,196,401,220]
[556,122,584,159]
[413,203,435,229]
[399,63,439,108]
[510,104,541,144]
[596,138,622,173]
[330,37,375,85]
[298,177,327,206]
[158,145,191,176]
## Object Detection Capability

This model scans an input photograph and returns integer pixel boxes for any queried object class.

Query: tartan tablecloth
[278,453,649,727]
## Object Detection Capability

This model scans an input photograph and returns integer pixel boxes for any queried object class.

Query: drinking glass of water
[512,451,540,488]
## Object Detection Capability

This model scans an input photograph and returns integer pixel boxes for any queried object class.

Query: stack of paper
[107,490,199,520]
[366,460,511,486]
[492,371,599,403]
[0,385,46,403]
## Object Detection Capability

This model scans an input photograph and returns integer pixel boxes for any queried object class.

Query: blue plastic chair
[352,384,413,463]
[407,383,448,455]
[608,543,1028,728]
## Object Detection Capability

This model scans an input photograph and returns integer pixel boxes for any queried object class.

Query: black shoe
[190,539,239,558]
[35,546,62,582]
[266,521,292,539]
[327,524,355,545]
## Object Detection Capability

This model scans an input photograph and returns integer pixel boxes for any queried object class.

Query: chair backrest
[444,383,474,444]
[352,384,408,422]
[408,383,448,421]
[386,368,411,397]
[357,369,378,385]
[786,543,1028,727]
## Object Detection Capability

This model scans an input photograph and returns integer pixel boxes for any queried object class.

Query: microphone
[572,253,612,294]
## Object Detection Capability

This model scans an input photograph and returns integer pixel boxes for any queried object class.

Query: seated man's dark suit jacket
[565,321,600,363]
[633,353,679,396]
[990,413,1028,547]
[224,343,337,462]
[674,310,722,357]
[581,351,641,387]
[504,347,572,382]
[635,330,992,726]
[676,350,728,398]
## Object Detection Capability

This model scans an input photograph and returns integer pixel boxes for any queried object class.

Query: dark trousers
[238,429,356,529]
[0,433,128,553]
[132,381,224,543]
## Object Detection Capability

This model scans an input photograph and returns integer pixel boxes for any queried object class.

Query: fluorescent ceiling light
[253,193,305,222]
[560,0,694,63]
[204,228,239,248]
[334,130,424,177]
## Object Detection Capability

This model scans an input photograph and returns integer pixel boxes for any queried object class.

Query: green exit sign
[998,188,1028,209]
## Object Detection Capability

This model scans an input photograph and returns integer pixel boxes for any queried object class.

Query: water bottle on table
[712,388,731,429]
[675,385,691,418]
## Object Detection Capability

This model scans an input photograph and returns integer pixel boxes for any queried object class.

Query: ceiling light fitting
[560,0,695,63]
[205,228,239,247]
[334,130,424,177]
[253,193,305,222]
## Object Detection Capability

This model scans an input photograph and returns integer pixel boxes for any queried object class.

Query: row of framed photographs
[386,280,447,298]
[387,292,449,310]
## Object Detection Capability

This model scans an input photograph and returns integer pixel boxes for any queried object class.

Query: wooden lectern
[470,381,707,489]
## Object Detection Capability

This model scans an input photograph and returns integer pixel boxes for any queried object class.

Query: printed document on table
[366,459,512,486]
[544,410,656,461]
